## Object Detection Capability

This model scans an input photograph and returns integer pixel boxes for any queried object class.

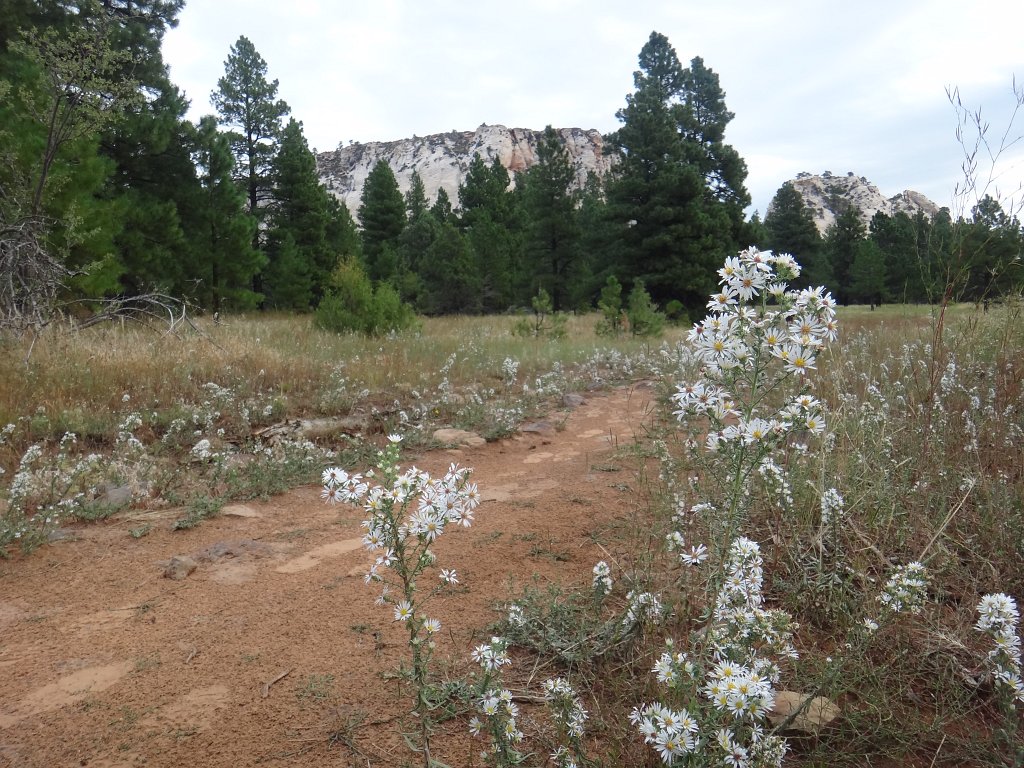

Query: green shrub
[595,275,625,336]
[627,280,665,337]
[512,288,567,339]
[315,259,415,336]
[664,298,689,326]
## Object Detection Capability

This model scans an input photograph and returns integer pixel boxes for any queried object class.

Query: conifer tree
[263,118,341,308]
[359,160,406,282]
[211,35,290,244]
[603,31,722,312]
[458,155,519,310]
[824,207,867,302]
[418,222,480,314]
[521,126,581,310]
[764,182,824,285]
[405,170,429,220]
[430,187,453,223]
[192,116,264,311]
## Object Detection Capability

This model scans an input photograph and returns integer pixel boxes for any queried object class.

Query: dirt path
[0,384,658,768]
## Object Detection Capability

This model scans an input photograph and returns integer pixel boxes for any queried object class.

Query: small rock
[562,393,586,408]
[298,416,370,440]
[221,504,260,518]
[98,484,134,508]
[432,428,486,448]
[195,539,272,562]
[163,556,198,581]
[520,421,555,435]
[768,691,840,732]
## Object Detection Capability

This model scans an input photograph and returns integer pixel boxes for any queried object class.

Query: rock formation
[782,171,940,233]
[316,124,613,217]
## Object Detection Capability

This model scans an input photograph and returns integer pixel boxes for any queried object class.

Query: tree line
[761,181,1023,306]
[1,5,1019,332]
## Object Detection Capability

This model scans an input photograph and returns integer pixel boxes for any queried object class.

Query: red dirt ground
[0,384,658,768]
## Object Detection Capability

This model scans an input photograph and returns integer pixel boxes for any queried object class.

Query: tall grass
[0,312,681,461]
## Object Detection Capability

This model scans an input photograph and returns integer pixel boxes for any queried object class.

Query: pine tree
[0,6,142,322]
[603,31,721,312]
[418,222,480,314]
[870,211,925,302]
[764,182,824,284]
[457,155,519,311]
[848,239,888,305]
[192,116,264,311]
[405,170,429,219]
[521,126,581,311]
[824,207,867,302]
[263,118,341,308]
[359,160,406,282]
[430,187,453,223]
[211,35,290,244]
[679,56,750,215]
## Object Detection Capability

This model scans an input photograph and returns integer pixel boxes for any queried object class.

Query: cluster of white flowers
[323,433,480,724]
[468,635,522,761]
[877,561,929,616]
[622,590,665,629]
[665,528,709,567]
[629,702,699,763]
[501,356,520,385]
[323,446,479,576]
[592,560,613,596]
[756,458,793,510]
[543,677,589,741]
[820,487,845,527]
[704,659,776,721]
[115,412,145,453]
[715,723,788,768]
[975,593,1024,703]
[672,247,835,453]
[190,438,214,461]
[469,687,523,749]
[651,640,695,687]
[710,538,798,670]
[471,636,511,672]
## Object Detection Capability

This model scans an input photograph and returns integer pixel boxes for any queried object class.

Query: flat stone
[98,484,134,508]
[520,421,555,435]
[163,555,198,581]
[562,393,586,408]
[194,539,272,562]
[432,428,486,448]
[769,691,841,732]
[221,504,260,518]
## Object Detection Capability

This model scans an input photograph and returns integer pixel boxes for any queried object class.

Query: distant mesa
[316,124,613,218]
[316,127,941,234]
[782,171,940,234]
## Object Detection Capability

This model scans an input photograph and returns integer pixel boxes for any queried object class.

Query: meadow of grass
[0,312,688,548]
[2,285,1023,766]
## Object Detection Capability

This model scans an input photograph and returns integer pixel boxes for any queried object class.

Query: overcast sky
[163,0,1024,218]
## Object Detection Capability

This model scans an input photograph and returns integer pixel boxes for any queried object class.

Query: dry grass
[0,312,684,466]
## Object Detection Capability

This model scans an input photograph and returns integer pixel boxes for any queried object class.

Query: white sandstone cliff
[783,171,940,233]
[316,124,613,217]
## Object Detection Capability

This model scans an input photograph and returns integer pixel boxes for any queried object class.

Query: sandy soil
[0,384,658,768]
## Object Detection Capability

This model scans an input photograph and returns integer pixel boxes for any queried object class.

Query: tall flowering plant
[629,248,837,766]
[670,246,837,550]
[322,435,480,767]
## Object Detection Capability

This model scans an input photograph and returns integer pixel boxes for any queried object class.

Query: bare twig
[260,667,294,698]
